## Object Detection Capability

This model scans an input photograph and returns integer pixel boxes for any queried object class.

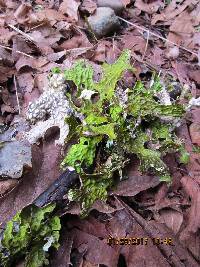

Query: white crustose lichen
[26,73,73,145]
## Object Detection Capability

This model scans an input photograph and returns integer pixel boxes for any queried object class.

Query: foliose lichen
[60,50,186,215]
[0,203,61,267]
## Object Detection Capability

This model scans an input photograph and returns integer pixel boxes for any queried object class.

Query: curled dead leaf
[59,0,80,22]
[135,0,164,15]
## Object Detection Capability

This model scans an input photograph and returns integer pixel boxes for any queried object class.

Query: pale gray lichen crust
[26,73,73,145]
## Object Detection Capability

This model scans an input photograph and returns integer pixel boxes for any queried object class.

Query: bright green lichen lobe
[64,60,94,95]
[61,50,186,215]
[0,203,61,267]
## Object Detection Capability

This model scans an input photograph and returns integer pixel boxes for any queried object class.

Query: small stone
[88,7,120,38]
[189,123,200,146]
[97,0,124,14]
[0,141,32,179]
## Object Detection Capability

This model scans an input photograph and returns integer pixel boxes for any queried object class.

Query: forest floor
[0,0,200,266]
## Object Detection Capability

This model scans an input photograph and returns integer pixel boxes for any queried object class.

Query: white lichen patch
[26,73,73,145]
[187,97,200,109]
[79,89,97,100]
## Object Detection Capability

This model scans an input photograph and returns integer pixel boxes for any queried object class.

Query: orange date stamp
[107,236,173,246]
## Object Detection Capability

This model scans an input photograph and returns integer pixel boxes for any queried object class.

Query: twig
[15,50,34,58]
[8,24,35,42]
[142,30,149,61]
[118,16,198,57]
[0,44,34,58]
[65,46,93,52]
[29,23,45,31]
[14,75,21,115]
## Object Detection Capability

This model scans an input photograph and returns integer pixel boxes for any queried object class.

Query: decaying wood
[33,168,79,207]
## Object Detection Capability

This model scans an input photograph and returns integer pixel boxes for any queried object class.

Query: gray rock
[88,7,120,38]
[97,0,124,14]
[0,140,32,179]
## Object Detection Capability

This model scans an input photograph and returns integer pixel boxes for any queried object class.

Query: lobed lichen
[60,50,186,215]
[0,203,61,267]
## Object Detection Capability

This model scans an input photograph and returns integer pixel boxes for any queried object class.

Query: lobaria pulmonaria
[59,50,186,215]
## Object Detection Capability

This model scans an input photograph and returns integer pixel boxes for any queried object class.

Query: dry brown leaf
[15,56,35,71]
[59,0,80,22]
[0,27,15,45]
[171,62,190,85]
[34,73,49,93]
[0,140,61,225]
[188,69,200,85]
[189,107,200,123]
[177,122,200,179]
[4,0,18,9]
[148,46,165,66]
[15,56,48,72]
[47,51,66,62]
[0,65,15,83]
[80,0,97,15]
[118,199,200,266]
[0,47,14,66]
[112,175,160,197]
[50,233,73,267]
[135,0,164,15]
[152,0,199,25]
[122,32,146,55]
[91,199,123,214]
[1,104,16,114]
[168,10,195,48]
[60,34,91,50]
[157,209,183,234]
[17,72,34,93]
[180,176,200,239]
[12,36,33,61]
[28,9,67,25]
[184,232,200,262]
[189,123,200,146]
[93,41,106,62]
[121,0,131,6]
[70,229,119,267]
[29,29,62,55]
[82,261,99,267]
[68,215,108,238]
[14,3,32,24]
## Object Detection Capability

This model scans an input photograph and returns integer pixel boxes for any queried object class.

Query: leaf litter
[0,0,200,266]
